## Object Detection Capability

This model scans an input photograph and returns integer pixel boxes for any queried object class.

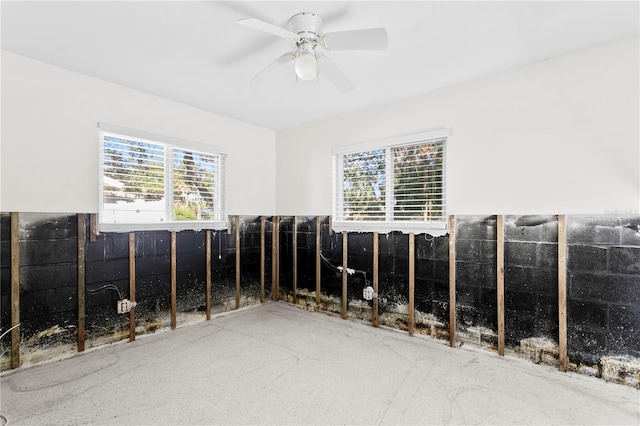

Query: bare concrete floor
[1,302,639,425]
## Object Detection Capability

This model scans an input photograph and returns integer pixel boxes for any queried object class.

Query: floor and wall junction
[1,214,639,388]
[1,302,638,425]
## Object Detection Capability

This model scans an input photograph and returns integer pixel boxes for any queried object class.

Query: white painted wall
[276,37,640,216]
[1,51,276,215]
[3,37,639,217]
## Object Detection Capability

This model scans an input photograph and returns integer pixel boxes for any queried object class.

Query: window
[99,124,226,232]
[333,130,447,234]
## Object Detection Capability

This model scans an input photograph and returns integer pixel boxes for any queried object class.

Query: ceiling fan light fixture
[295,50,317,81]
[239,12,388,92]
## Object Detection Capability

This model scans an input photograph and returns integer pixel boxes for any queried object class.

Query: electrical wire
[319,251,340,272]
[320,251,370,286]
[86,284,123,299]
[0,323,20,340]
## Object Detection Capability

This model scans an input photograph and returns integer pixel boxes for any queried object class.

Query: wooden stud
[276,216,280,299]
[328,215,333,235]
[558,214,568,372]
[292,216,297,304]
[206,231,212,320]
[272,216,280,300]
[342,231,348,320]
[449,215,456,347]
[497,215,505,356]
[10,212,20,368]
[129,232,136,342]
[77,214,86,352]
[171,231,177,330]
[272,216,277,300]
[89,213,99,242]
[260,217,265,303]
[315,216,321,306]
[373,232,379,327]
[235,215,240,310]
[408,233,415,336]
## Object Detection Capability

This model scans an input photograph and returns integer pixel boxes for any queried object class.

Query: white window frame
[332,129,449,235]
[98,123,227,232]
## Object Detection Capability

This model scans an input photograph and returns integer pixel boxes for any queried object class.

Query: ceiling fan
[238,12,388,93]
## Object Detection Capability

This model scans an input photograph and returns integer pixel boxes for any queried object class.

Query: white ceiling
[2,1,639,131]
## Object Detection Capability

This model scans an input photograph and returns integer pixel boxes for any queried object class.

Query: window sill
[331,220,448,236]
[99,220,228,233]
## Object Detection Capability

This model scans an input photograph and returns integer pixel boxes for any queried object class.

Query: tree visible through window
[100,128,226,231]
[342,149,386,220]
[172,149,218,221]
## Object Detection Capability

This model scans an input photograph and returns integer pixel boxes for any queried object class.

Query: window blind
[392,138,446,221]
[99,126,227,232]
[172,148,226,222]
[333,130,448,234]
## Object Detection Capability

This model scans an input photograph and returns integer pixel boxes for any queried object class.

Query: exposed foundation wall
[0,213,268,369]
[567,216,640,366]
[279,215,640,386]
[1,213,639,387]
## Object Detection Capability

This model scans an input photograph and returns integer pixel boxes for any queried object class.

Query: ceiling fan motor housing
[288,12,324,43]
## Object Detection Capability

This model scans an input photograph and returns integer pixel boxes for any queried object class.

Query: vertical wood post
[497,215,505,356]
[292,216,297,304]
[235,215,240,310]
[272,216,277,300]
[77,214,86,352]
[342,232,348,320]
[558,214,568,372]
[315,216,321,306]
[373,232,379,327]
[408,233,415,336]
[89,213,99,242]
[206,231,212,320]
[272,216,280,300]
[260,217,265,303]
[129,232,136,342]
[449,215,456,347]
[171,231,177,330]
[10,212,20,368]
[276,217,280,299]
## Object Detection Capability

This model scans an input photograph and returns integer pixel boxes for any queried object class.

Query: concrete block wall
[0,215,9,334]
[285,214,640,384]
[567,215,640,367]
[2,212,639,385]
[2,214,80,361]
[504,216,559,349]
[0,213,265,369]
[455,216,497,343]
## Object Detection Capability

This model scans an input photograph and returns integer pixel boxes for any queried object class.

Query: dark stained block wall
[567,215,640,365]
[0,214,269,368]
[503,215,559,348]
[415,234,450,330]
[1,214,11,336]
[1,212,639,384]
[455,216,497,339]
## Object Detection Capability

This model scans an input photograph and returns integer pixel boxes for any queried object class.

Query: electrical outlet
[363,286,375,301]
[117,299,137,314]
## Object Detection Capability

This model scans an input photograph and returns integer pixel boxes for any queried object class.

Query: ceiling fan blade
[216,37,279,66]
[319,56,355,94]
[323,28,388,50]
[250,51,296,82]
[237,18,299,41]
